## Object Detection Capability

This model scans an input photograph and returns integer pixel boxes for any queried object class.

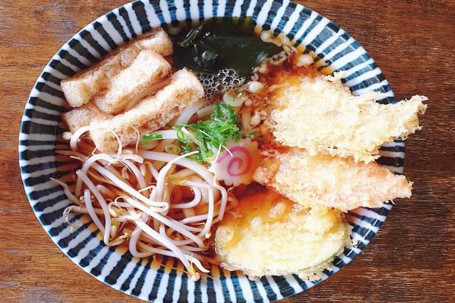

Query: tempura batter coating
[253,149,412,212]
[215,189,351,278]
[269,72,427,162]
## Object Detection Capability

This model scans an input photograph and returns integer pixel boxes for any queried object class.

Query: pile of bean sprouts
[53,103,239,281]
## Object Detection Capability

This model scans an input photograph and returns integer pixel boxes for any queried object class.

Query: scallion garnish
[142,133,163,143]
[175,103,242,162]
[247,131,257,138]
[164,144,181,154]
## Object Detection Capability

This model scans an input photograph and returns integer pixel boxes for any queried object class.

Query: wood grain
[1,0,454,302]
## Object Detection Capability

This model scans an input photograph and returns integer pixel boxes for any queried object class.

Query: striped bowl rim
[19,1,403,302]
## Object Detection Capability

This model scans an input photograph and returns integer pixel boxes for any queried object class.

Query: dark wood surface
[1,0,454,302]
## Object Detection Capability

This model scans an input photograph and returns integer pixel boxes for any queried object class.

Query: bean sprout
[54,131,232,281]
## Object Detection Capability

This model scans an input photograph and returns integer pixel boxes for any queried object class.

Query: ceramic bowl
[19,1,402,302]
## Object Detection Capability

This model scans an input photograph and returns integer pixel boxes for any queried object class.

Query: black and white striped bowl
[19,0,403,302]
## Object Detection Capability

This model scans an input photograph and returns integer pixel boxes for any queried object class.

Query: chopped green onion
[174,103,242,163]
[247,131,257,138]
[164,144,181,154]
[142,133,163,143]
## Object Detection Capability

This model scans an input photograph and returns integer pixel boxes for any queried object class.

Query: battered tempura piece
[269,72,427,162]
[215,189,351,278]
[253,148,412,212]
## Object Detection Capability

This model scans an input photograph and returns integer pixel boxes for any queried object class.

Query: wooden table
[1,0,454,302]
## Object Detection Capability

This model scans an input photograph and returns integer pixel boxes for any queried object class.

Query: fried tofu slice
[61,28,173,108]
[269,72,427,162]
[62,103,110,133]
[253,149,412,212]
[215,189,351,278]
[94,50,171,114]
[89,68,204,153]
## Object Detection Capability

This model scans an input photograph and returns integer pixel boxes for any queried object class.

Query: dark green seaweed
[171,18,282,78]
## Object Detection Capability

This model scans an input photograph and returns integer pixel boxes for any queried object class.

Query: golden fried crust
[89,68,204,153]
[253,149,412,212]
[93,50,171,114]
[269,72,427,162]
[215,189,351,278]
[62,103,110,133]
[61,28,173,108]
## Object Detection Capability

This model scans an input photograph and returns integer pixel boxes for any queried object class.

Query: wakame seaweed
[171,18,282,77]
